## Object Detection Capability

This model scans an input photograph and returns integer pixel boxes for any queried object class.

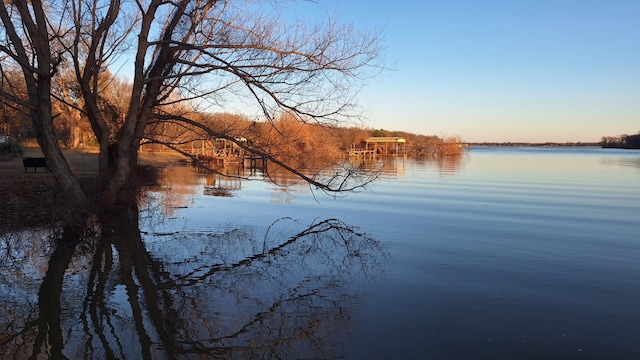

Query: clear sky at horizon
[292,1,639,143]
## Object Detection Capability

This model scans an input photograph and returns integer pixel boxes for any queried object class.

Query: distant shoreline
[467,142,600,147]
[468,142,640,149]
[601,145,640,150]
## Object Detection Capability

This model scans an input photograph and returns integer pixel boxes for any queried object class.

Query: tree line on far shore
[601,132,640,149]
[1,101,464,160]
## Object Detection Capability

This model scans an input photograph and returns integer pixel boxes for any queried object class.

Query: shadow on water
[0,196,387,359]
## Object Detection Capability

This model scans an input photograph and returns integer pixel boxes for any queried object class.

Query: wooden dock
[348,149,376,160]
[243,155,267,170]
[194,154,266,171]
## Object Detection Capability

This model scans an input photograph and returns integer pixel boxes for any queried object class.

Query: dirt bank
[0,147,186,232]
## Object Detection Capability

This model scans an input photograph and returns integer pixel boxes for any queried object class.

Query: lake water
[1,146,640,359]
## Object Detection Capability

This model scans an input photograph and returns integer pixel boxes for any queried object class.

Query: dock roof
[365,137,406,143]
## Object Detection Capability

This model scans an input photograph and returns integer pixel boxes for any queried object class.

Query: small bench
[23,157,48,172]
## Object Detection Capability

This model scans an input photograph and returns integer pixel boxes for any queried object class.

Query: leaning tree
[0,0,381,215]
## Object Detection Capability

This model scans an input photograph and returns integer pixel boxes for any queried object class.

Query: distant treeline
[601,133,640,149]
[1,101,465,158]
[468,142,600,147]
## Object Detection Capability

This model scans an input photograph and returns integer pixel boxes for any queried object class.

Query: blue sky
[288,1,639,142]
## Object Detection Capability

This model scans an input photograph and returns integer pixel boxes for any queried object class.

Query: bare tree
[0,0,88,211]
[0,0,381,215]
[0,67,32,139]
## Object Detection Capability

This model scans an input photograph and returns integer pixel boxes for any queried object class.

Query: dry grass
[0,146,187,232]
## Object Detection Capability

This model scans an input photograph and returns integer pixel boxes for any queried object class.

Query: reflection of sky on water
[154,147,640,359]
[3,147,640,359]
[348,147,640,359]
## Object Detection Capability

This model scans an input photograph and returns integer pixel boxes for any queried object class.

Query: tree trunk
[32,82,88,215]
[101,139,139,210]
[0,0,88,218]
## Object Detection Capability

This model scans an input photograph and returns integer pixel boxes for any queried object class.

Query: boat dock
[195,154,267,171]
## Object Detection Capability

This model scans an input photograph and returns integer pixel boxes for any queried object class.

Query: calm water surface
[2,146,639,359]
[156,146,640,359]
[342,147,640,359]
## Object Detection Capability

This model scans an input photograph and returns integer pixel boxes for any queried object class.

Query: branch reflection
[0,202,386,359]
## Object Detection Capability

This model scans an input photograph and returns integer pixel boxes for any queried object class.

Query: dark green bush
[0,141,25,160]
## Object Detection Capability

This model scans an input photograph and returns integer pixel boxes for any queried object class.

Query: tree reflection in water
[0,200,386,359]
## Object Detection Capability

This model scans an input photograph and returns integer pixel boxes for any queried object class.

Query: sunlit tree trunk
[0,0,88,214]
[32,82,87,208]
